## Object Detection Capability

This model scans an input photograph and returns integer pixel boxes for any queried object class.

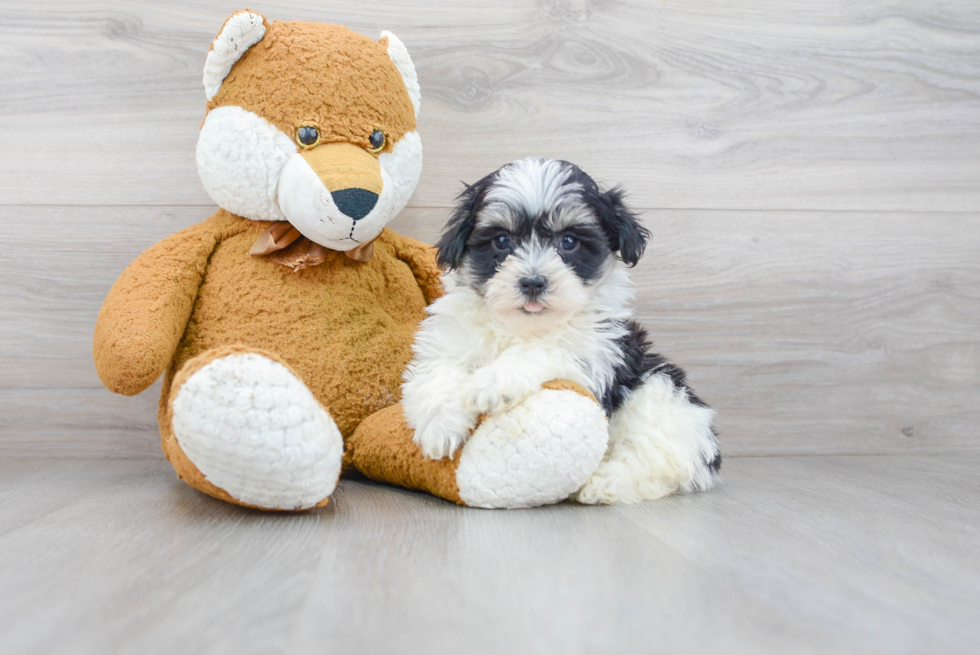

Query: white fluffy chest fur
[412,268,633,397]
[400,267,636,461]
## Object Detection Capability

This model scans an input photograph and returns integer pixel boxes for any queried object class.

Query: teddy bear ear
[380,30,421,117]
[203,10,268,101]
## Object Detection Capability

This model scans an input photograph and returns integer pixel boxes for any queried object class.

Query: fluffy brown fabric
[300,142,385,193]
[93,209,438,436]
[208,21,416,153]
[94,208,443,479]
[540,379,597,402]
[94,221,220,396]
[347,404,464,505]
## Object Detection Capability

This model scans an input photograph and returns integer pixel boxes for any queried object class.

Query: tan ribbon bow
[250,222,376,271]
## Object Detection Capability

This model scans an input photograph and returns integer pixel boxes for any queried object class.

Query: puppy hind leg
[573,373,719,505]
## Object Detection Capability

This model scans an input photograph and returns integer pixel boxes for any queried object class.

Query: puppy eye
[492,234,511,251]
[367,130,386,153]
[560,234,579,251]
[296,126,320,148]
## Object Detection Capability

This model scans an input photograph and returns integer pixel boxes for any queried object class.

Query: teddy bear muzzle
[278,141,392,251]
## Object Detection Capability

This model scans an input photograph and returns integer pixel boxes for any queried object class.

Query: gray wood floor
[2,1,979,653]
[1,454,978,655]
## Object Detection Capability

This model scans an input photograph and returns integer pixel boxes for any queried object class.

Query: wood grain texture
[2,204,978,457]
[0,455,977,654]
[0,0,978,210]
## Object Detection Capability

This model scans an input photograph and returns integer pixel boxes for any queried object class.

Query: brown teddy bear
[93,11,608,510]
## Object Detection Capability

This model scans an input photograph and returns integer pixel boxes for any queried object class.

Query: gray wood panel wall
[1,0,978,458]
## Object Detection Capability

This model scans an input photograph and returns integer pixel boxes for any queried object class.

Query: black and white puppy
[401,158,720,503]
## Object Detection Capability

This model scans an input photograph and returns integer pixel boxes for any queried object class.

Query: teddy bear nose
[331,188,379,221]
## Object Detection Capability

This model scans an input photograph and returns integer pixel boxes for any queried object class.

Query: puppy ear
[203,11,268,100]
[436,178,489,270]
[595,186,650,267]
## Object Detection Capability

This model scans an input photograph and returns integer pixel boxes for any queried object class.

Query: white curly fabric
[456,389,608,509]
[378,130,423,222]
[197,106,296,222]
[380,30,421,117]
[171,353,343,510]
[203,11,266,100]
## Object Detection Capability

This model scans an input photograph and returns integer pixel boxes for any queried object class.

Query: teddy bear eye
[367,130,386,153]
[296,126,320,148]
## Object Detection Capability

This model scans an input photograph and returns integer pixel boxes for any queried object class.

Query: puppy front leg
[465,346,580,416]
[402,362,478,460]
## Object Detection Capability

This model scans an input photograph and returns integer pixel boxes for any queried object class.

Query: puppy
[401,158,720,504]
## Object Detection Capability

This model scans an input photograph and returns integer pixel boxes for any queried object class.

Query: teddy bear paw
[171,351,343,510]
[454,386,609,509]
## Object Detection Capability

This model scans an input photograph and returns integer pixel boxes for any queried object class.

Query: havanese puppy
[401,158,720,504]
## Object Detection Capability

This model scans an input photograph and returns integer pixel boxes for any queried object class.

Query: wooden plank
[0,458,159,537]
[0,457,335,655]
[0,455,977,654]
[609,454,980,655]
[0,1,978,210]
[2,204,978,457]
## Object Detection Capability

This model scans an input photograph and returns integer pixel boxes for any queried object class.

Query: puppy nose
[519,276,547,296]
[331,188,379,221]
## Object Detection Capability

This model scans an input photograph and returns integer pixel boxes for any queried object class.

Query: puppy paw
[464,366,534,416]
[572,460,676,505]
[412,411,476,460]
[571,468,621,505]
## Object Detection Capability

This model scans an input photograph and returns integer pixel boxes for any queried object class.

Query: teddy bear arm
[386,230,445,304]
[93,222,220,396]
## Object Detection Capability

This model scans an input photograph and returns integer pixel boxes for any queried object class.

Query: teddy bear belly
[169,236,428,439]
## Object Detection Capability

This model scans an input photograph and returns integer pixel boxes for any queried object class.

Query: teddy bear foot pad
[457,387,609,508]
[169,348,344,510]
[349,383,609,509]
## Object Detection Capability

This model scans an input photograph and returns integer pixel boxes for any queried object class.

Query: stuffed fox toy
[93,11,608,510]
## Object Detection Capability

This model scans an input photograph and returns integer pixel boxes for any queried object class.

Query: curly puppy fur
[401,158,721,504]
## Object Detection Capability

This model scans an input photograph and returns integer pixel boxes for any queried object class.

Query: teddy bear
[93,11,609,510]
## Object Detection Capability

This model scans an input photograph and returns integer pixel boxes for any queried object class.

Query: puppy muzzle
[519,275,548,301]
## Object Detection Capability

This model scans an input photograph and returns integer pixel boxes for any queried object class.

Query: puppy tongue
[523,301,545,313]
